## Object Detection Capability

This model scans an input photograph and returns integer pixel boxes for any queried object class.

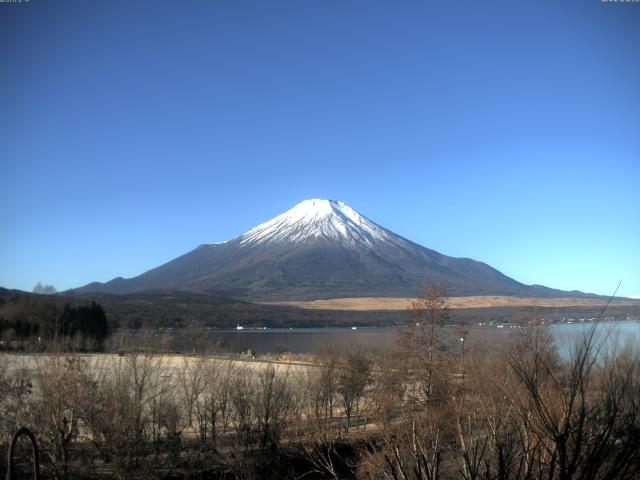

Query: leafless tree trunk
[399,284,449,406]
[337,349,371,432]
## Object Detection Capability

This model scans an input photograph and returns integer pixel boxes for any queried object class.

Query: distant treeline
[0,292,108,350]
[1,287,638,345]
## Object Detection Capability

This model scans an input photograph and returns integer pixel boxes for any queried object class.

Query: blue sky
[1,1,639,297]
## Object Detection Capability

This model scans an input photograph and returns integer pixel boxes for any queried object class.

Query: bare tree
[358,406,451,480]
[0,357,33,471]
[33,282,57,295]
[78,347,172,479]
[305,351,339,422]
[368,351,407,430]
[505,321,640,480]
[300,419,344,480]
[192,358,235,449]
[230,366,257,451]
[178,357,204,431]
[398,283,449,405]
[28,355,98,480]
[337,349,372,432]
[254,365,293,450]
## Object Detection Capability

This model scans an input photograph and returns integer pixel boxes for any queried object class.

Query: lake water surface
[201,320,640,357]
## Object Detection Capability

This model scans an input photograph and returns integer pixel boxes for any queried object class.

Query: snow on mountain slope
[238,199,395,247]
[76,199,581,300]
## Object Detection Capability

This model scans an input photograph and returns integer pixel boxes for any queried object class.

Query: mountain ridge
[76,199,603,300]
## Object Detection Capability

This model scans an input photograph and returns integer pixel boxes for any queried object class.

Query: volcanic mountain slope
[78,199,587,300]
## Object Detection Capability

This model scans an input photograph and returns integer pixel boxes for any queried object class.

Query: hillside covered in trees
[0,289,108,350]
[1,288,639,349]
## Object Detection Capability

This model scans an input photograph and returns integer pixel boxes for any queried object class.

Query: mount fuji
[77,199,577,300]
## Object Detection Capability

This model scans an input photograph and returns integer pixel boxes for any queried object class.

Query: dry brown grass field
[0,352,317,380]
[263,295,640,311]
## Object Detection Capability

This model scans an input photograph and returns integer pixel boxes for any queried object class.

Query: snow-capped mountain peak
[77,198,566,300]
[238,199,394,246]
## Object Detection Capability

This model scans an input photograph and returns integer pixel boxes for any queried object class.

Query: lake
[185,320,640,357]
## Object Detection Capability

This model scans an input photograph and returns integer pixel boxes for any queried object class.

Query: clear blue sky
[1,1,638,297]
